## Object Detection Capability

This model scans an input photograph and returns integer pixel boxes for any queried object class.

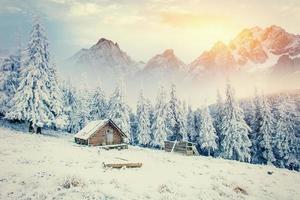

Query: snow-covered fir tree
[181,101,188,141]
[5,17,65,133]
[251,94,275,165]
[272,95,299,170]
[167,84,186,141]
[151,86,170,148]
[0,47,22,115]
[146,98,154,132]
[284,95,300,170]
[219,83,252,162]
[62,85,91,133]
[136,90,151,146]
[61,81,77,133]
[186,105,197,142]
[129,113,139,144]
[244,98,256,129]
[72,88,91,133]
[194,108,202,143]
[250,90,262,162]
[48,63,67,129]
[89,86,107,120]
[107,82,131,140]
[198,106,218,156]
[214,90,224,141]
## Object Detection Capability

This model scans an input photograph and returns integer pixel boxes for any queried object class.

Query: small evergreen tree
[0,48,21,115]
[198,106,218,156]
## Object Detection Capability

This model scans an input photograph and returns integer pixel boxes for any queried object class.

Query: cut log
[99,143,128,150]
[103,162,142,169]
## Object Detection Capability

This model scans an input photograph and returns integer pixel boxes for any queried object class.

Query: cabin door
[106,129,114,145]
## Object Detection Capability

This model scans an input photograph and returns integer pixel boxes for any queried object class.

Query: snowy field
[0,127,299,200]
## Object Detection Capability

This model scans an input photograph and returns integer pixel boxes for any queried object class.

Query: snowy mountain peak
[162,49,175,57]
[91,38,120,51]
[96,37,111,44]
[64,38,139,86]
[190,25,300,74]
[71,37,137,66]
[144,49,186,72]
[211,41,228,51]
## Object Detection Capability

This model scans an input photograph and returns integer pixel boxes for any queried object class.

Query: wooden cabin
[74,119,128,146]
[164,141,199,156]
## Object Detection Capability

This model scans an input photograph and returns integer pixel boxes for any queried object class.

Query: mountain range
[190,25,300,75]
[64,25,300,84]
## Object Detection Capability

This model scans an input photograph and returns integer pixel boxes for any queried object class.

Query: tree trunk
[208,149,211,157]
[37,127,42,134]
[29,122,34,133]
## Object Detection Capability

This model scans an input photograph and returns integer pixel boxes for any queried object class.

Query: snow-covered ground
[0,127,299,200]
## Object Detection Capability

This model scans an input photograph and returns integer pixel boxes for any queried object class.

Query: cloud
[69,2,104,17]
[159,11,230,28]
[0,5,23,14]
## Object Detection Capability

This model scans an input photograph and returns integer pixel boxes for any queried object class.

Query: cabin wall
[88,124,123,146]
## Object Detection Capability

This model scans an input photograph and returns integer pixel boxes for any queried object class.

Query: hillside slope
[0,127,299,200]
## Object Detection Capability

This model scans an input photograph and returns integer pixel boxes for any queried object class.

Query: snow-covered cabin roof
[74,119,127,140]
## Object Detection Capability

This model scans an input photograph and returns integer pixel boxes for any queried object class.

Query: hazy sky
[1,0,300,63]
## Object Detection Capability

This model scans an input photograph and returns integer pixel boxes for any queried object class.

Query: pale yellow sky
[1,0,300,62]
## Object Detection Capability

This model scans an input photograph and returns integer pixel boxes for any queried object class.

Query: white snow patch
[0,127,299,200]
[246,51,279,73]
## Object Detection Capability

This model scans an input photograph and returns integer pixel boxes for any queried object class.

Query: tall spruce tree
[107,82,131,140]
[214,89,224,144]
[250,90,262,162]
[194,108,202,143]
[273,95,299,170]
[76,89,91,131]
[186,105,197,142]
[5,17,64,133]
[136,90,151,146]
[167,84,186,141]
[219,83,252,162]
[89,86,107,120]
[252,94,275,165]
[151,86,170,148]
[182,101,188,141]
[61,81,78,133]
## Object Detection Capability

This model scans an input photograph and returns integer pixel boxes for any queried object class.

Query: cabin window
[106,129,114,145]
